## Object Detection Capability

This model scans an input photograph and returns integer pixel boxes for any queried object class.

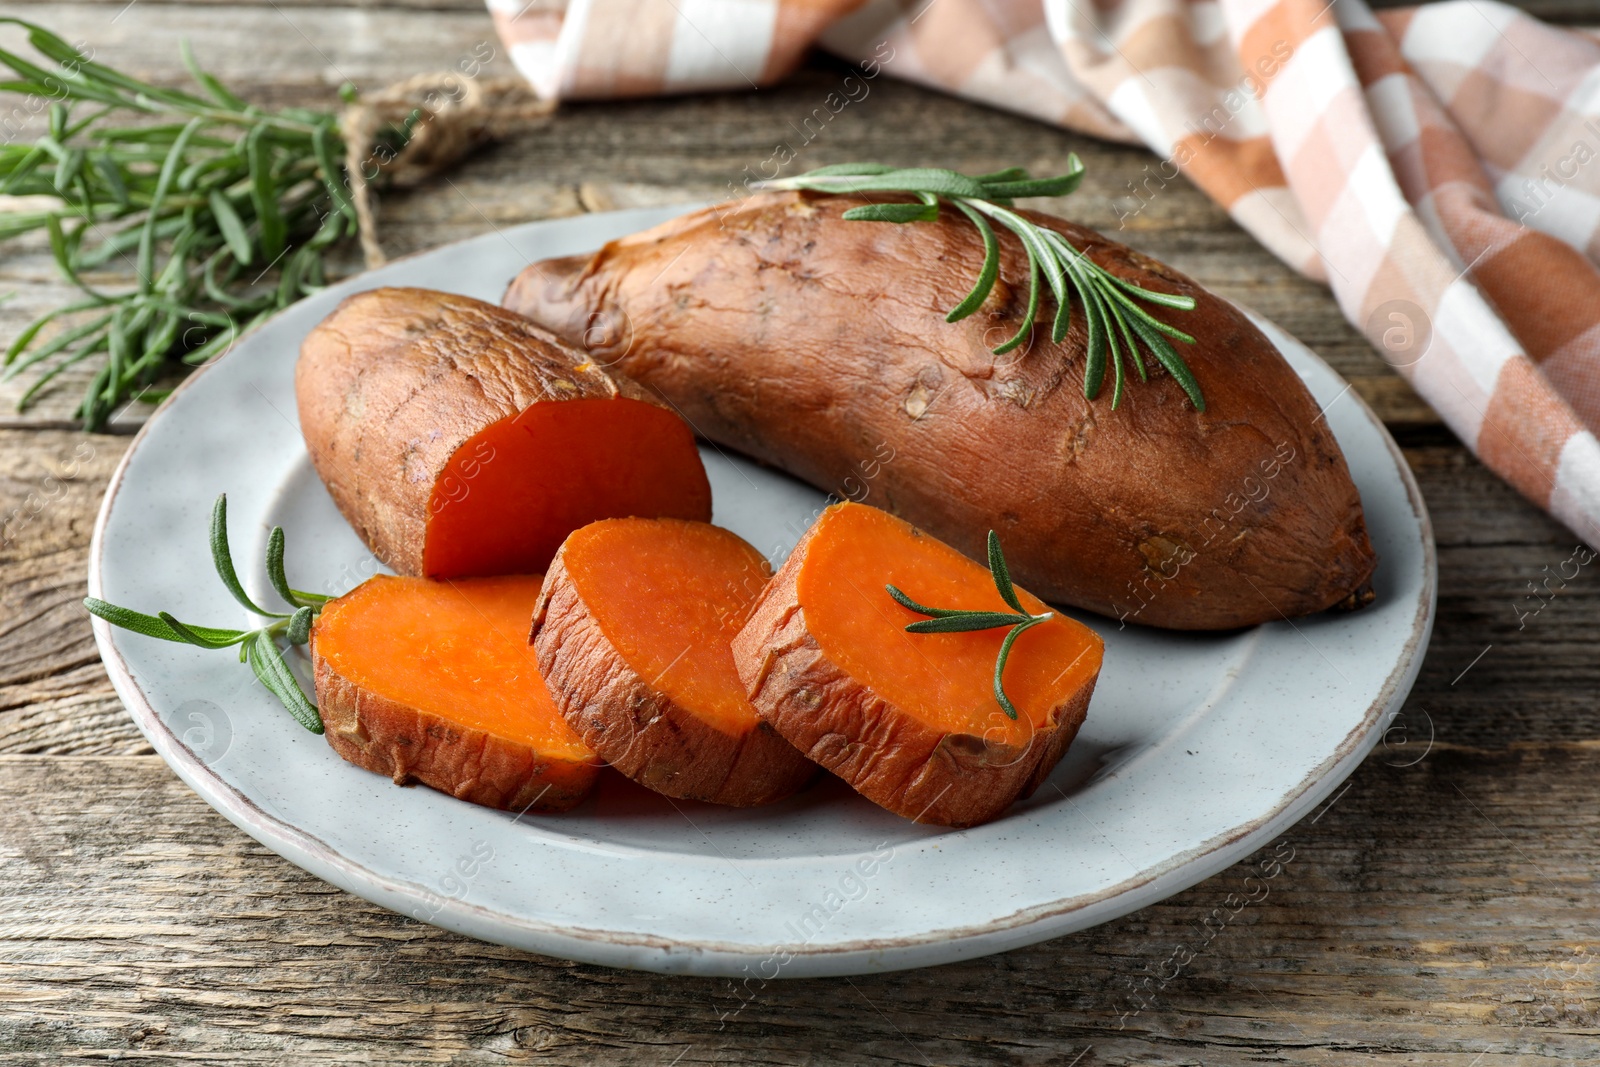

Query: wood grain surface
[2,1,1597,1063]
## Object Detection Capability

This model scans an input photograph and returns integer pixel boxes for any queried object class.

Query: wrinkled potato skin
[296,287,671,576]
[504,193,1377,629]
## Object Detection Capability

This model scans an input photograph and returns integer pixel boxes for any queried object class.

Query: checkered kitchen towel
[488,0,1600,546]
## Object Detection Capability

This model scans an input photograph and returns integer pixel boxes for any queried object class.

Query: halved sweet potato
[732,502,1103,828]
[530,518,815,806]
[312,574,600,812]
[296,287,711,579]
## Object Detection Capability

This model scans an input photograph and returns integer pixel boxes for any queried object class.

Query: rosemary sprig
[0,19,369,428]
[757,160,1205,411]
[886,531,1052,721]
[84,493,330,733]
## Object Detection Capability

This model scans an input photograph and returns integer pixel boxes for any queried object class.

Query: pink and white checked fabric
[487,0,1600,545]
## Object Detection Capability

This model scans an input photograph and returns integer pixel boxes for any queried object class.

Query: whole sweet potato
[504,193,1376,630]
[296,287,711,579]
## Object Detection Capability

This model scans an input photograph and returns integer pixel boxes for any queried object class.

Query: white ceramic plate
[89,205,1435,978]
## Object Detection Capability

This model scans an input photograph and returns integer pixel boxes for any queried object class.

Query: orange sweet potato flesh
[312,574,600,813]
[530,518,815,806]
[296,287,711,579]
[732,502,1103,828]
[503,192,1376,630]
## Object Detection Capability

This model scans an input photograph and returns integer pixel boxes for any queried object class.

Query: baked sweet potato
[312,574,600,812]
[732,502,1102,828]
[296,287,711,579]
[530,518,815,806]
[503,192,1376,630]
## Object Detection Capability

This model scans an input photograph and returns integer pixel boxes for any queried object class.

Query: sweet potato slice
[732,502,1103,828]
[530,518,815,806]
[296,287,711,579]
[312,574,600,812]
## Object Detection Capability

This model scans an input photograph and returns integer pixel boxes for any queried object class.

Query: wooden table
[3,2,1598,1063]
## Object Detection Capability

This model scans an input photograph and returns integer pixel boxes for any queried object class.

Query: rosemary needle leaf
[974,166,1029,183]
[886,583,976,619]
[906,612,1028,634]
[159,611,251,649]
[842,201,940,224]
[83,597,247,644]
[945,201,999,323]
[286,605,315,646]
[311,122,356,220]
[1110,292,1145,385]
[210,494,285,617]
[992,253,1039,356]
[180,39,246,110]
[1050,271,1072,345]
[987,530,1025,613]
[1106,300,1126,409]
[983,176,1082,199]
[4,312,113,381]
[45,215,71,277]
[245,124,286,263]
[3,301,87,365]
[1105,273,1198,312]
[1082,286,1107,399]
[83,597,174,639]
[993,618,1045,721]
[1131,316,1206,411]
[813,167,989,199]
[800,162,898,177]
[265,526,307,609]
[248,630,323,734]
[208,189,253,265]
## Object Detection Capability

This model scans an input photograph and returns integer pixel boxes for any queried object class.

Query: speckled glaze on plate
[88,205,1435,978]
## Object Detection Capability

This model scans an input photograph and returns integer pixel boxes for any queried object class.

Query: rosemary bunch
[887,531,1053,721]
[0,19,368,427]
[84,494,329,733]
[758,160,1205,410]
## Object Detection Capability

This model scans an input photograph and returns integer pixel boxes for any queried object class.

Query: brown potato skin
[730,522,1096,829]
[504,192,1377,630]
[295,286,703,576]
[312,642,596,814]
[530,546,816,807]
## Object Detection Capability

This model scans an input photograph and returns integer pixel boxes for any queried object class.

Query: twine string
[340,74,556,268]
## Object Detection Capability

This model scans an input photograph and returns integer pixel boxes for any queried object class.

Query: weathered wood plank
[0,4,510,91]
[0,429,138,754]
[0,749,1597,1065]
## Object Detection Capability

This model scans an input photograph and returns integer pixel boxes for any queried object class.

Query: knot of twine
[340,74,556,268]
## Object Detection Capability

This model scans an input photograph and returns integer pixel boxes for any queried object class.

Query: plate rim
[86,207,1437,976]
